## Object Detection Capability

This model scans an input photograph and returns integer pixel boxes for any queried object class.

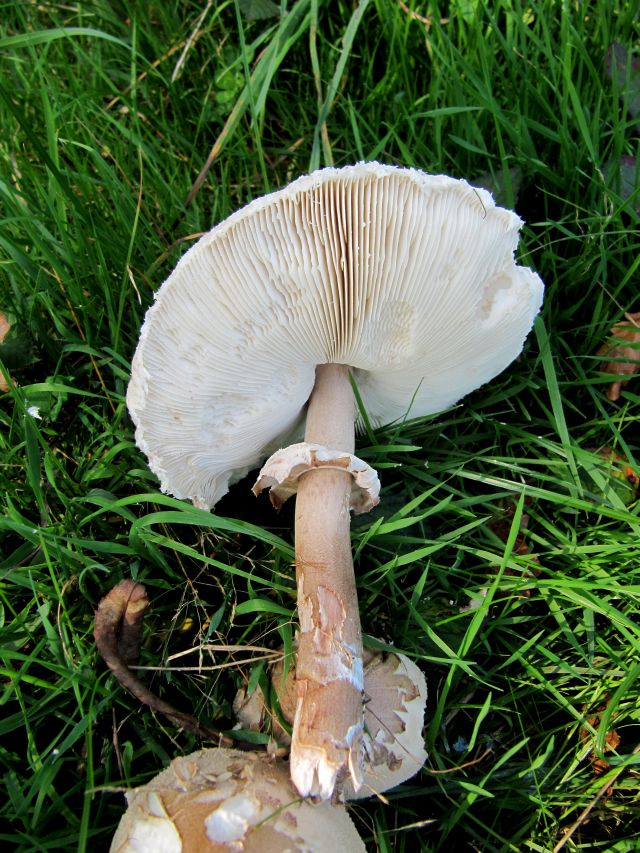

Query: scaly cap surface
[110,748,365,852]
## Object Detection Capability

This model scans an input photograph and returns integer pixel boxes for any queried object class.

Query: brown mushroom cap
[110,748,365,852]
[127,162,543,510]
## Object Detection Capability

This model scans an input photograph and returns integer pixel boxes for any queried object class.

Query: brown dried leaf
[0,313,11,392]
[94,579,230,743]
[0,313,10,342]
[593,446,639,498]
[578,701,621,778]
[487,497,540,596]
[94,579,149,663]
[596,312,640,401]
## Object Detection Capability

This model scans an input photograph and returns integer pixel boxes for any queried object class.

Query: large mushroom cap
[128,162,543,509]
[110,748,365,852]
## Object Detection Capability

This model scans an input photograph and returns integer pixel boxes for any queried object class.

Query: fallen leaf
[0,310,37,389]
[579,699,621,779]
[487,497,540,596]
[460,497,541,612]
[94,579,231,743]
[0,313,11,391]
[94,579,149,669]
[585,446,640,504]
[596,312,640,401]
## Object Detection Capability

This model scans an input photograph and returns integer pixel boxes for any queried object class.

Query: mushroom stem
[291,363,364,800]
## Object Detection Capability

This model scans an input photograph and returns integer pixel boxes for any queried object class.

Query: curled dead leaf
[486,497,540,597]
[0,314,10,342]
[0,313,11,391]
[94,578,149,666]
[578,700,621,779]
[589,446,639,503]
[94,579,230,743]
[596,311,640,401]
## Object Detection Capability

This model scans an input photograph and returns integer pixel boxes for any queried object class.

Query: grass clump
[1,1,639,851]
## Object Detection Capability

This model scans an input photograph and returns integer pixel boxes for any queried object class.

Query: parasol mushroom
[127,162,543,800]
[109,748,366,853]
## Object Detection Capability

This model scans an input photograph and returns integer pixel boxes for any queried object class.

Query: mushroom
[127,162,544,800]
[235,649,428,798]
[109,748,366,853]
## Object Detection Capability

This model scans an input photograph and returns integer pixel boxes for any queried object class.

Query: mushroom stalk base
[291,363,364,800]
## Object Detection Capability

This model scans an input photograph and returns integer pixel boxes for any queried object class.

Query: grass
[1,0,639,850]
